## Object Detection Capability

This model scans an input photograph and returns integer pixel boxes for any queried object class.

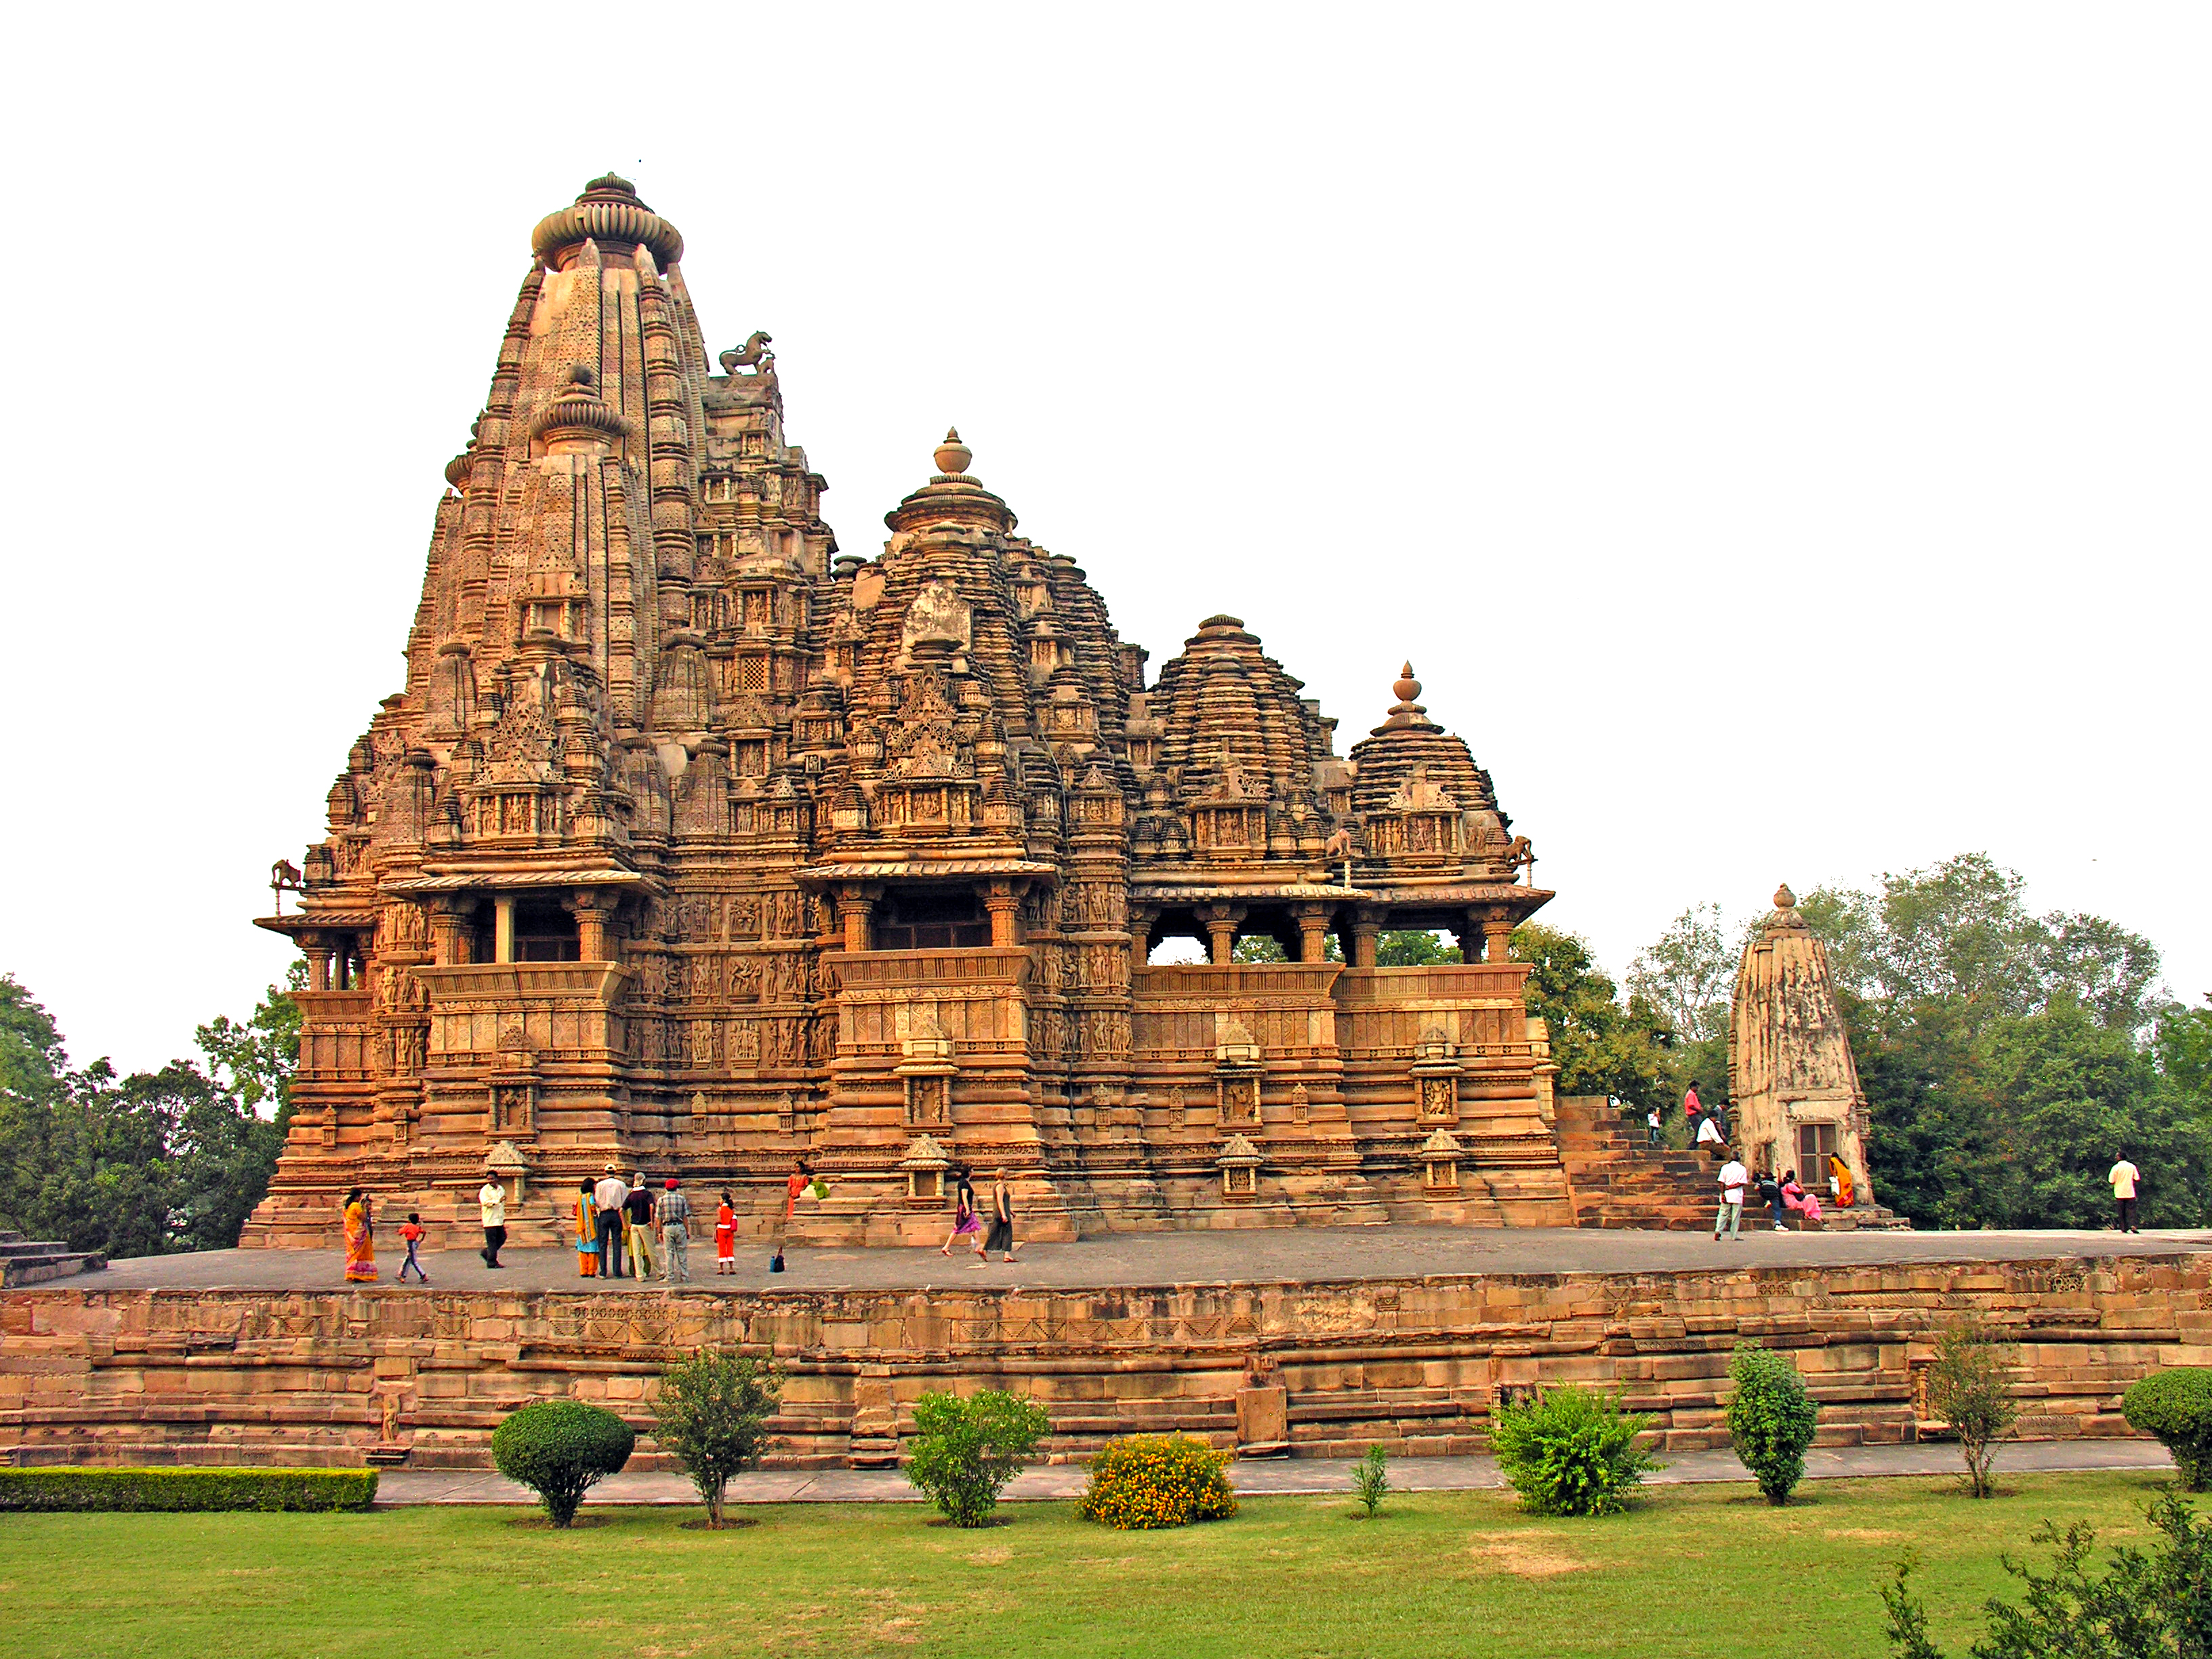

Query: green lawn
[0,1473,2184,1658]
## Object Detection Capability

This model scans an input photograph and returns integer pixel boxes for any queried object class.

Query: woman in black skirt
[981,1168,1021,1264]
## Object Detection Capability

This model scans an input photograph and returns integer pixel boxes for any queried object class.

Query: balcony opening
[875,888,988,951]
[514,901,581,962]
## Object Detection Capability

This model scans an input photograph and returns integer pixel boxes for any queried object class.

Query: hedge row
[0,1467,379,1513]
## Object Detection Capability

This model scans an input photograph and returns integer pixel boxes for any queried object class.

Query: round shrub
[902,1389,1050,1528]
[1490,1384,1659,1517]
[1076,1433,1238,1530]
[2124,1368,2212,1491]
[491,1399,636,1527]
[1725,1341,1819,1505]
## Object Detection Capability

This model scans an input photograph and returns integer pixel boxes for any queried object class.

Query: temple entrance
[1797,1121,1839,1187]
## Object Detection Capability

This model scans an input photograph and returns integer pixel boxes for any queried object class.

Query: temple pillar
[1347,909,1380,969]
[428,903,465,966]
[1483,912,1514,964]
[1293,903,1334,964]
[493,898,516,964]
[1197,902,1245,966]
[303,935,334,992]
[1456,909,1483,962]
[836,883,880,954]
[984,881,1023,949]
[569,892,619,962]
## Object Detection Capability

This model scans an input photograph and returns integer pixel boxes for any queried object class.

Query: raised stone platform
[5,1228,2203,1473]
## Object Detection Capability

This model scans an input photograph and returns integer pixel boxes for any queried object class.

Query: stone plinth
[5,1252,2204,1471]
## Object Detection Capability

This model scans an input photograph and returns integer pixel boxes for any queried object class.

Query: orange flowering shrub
[1075,1433,1237,1530]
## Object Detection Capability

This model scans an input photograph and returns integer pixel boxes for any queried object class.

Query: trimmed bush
[1077,1433,1239,1530]
[903,1389,1050,1528]
[0,1467,377,1513]
[651,1349,783,1528]
[491,1399,635,1528]
[1490,1385,1660,1517]
[1726,1341,1820,1505]
[2124,1368,2212,1491]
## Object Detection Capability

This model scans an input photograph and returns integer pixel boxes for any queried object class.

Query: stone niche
[895,1014,956,1128]
[1218,1133,1263,1201]
[1214,1017,1264,1127]
[1412,1026,1461,1124]
[899,1134,951,1204]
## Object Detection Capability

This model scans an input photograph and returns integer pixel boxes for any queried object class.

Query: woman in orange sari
[342,1189,377,1283]
[575,1179,598,1277]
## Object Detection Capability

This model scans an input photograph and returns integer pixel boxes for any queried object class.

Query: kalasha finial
[1774,882,1797,909]
[935,427,972,476]
[1393,662,1422,705]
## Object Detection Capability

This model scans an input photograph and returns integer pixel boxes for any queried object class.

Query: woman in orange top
[714,1189,737,1275]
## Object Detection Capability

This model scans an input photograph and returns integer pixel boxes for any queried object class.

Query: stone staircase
[1553,1097,1717,1229]
[0,1229,106,1287]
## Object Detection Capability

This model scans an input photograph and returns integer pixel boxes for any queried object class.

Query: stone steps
[1552,1098,1719,1229]
[0,1230,104,1287]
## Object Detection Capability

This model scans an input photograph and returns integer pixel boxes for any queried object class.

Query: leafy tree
[1514,923,1675,1111]
[651,1349,783,1527]
[0,969,300,1256]
[1376,929,1460,966]
[1795,856,2197,1231]
[1627,903,1738,1048]
[1925,1318,2018,1500]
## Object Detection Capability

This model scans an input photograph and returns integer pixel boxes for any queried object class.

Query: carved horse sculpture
[719,331,774,374]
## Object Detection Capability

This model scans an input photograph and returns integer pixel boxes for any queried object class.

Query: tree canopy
[0,968,299,1256]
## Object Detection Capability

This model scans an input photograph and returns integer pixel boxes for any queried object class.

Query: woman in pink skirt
[937,1168,982,1257]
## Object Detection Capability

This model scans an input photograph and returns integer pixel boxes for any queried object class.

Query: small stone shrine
[1727,884,1885,1218]
[250,176,1570,1245]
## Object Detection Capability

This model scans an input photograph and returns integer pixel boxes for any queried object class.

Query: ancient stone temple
[249,176,1563,1246]
[1727,884,1881,1216]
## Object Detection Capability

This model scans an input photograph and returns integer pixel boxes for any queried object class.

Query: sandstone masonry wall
[6,1254,2205,1471]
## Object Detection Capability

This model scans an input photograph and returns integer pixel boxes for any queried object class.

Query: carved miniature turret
[1727,883,1881,1216]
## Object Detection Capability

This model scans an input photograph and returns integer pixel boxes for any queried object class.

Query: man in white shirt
[478,1170,507,1268]
[1696,1113,1725,1153]
[1715,1156,1748,1242]
[2110,1157,2142,1234]
[593,1166,630,1278]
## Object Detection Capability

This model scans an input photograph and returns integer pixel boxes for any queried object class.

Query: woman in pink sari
[342,1189,377,1282]
[1781,1170,1822,1226]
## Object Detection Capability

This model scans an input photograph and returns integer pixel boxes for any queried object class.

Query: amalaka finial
[1393,662,1422,705]
[1774,882,1797,909]
[935,427,972,476]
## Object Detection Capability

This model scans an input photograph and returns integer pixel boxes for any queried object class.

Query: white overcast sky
[3,5,2205,1072]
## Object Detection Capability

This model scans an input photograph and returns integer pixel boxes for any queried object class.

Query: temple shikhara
[250,175,1572,1246]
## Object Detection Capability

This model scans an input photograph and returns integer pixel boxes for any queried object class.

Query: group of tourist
[1711,1158,1828,1240]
